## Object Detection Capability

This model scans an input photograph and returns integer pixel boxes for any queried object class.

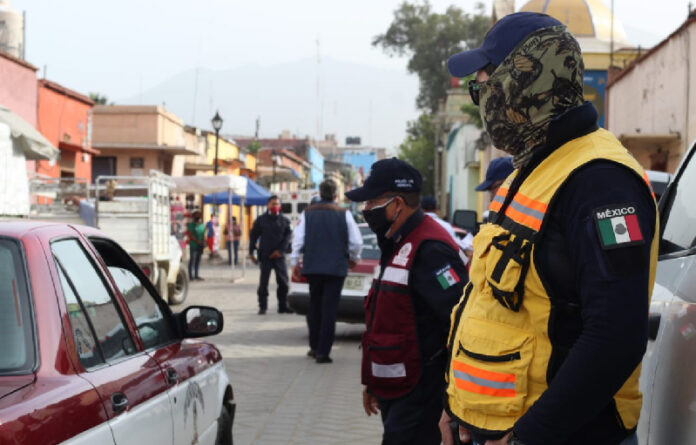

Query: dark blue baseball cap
[476,157,514,191]
[447,12,563,77]
[345,158,422,202]
[421,195,437,211]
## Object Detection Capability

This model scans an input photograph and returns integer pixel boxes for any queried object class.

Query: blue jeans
[227,240,240,265]
[188,245,203,278]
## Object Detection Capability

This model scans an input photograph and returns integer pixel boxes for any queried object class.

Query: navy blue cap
[476,157,514,191]
[447,12,563,77]
[421,195,437,211]
[345,158,422,202]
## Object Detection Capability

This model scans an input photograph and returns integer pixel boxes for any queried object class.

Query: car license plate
[344,276,364,291]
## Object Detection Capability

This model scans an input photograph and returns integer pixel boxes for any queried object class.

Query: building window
[130,157,145,176]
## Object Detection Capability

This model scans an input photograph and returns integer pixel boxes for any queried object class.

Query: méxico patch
[594,204,644,250]
[435,264,460,290]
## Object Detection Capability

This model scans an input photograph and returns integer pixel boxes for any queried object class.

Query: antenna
[192,67,200,125]
[610,0,615,68]
[255,116,260,139]
[368,101,373,146]
[316,35,322,140]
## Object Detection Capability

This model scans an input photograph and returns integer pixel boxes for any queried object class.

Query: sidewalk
[180,257,383,445]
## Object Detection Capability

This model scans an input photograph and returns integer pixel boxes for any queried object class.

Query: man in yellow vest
[439,12,658,445]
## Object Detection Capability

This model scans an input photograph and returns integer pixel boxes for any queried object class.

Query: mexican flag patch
[594,204,644,250]
[436,265,460,289]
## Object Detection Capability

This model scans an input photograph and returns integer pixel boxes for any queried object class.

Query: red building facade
[36,80,96,179]
[0,51,37,125]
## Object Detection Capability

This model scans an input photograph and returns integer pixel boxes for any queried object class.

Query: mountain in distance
[119,57,420,150]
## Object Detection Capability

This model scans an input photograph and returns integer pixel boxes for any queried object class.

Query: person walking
[290,179,363,364]
[345,158,467,445]
[249,195,294,314]
[440,13,658,445]
[225,217,242,266]
[186,210,205,281]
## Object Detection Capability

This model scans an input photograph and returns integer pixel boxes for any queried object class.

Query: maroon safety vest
[362,216,460,400]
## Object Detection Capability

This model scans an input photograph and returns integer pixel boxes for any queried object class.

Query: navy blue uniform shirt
[506,103,656,445]
[249,212,292,260]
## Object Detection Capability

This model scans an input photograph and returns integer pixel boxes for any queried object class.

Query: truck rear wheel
[168,265,189,305]
[157,267,169,302]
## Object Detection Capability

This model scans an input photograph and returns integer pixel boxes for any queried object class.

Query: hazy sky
[11,0,693,142]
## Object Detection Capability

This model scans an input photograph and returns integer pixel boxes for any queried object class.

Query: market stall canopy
[171,175,247,197]
[0,105,59,160]
[203,178,271,206]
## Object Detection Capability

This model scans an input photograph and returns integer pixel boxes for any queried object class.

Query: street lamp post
[211,111,223,175]
[272,149,277,190]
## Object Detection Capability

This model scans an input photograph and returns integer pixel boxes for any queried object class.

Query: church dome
[519,0,628,44]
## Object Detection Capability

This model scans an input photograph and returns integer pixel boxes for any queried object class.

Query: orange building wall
[36,83,93,179]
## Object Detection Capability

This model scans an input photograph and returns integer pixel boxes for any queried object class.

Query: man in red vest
[345,158,468,445]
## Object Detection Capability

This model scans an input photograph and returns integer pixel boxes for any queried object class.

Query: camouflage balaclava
[478,25,585,168]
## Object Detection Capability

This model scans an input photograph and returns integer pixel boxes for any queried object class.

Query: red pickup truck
[0,222,234,445]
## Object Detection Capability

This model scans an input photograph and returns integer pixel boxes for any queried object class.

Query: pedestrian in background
[421,195,473,265]
[249,195,294,315]
[225,216,242,266]
[291,179,363,364]
[440,12,657,445]
[476,156,514,200]
[187,210,205,281]
[476,157,514,224]
[346,158,467,445]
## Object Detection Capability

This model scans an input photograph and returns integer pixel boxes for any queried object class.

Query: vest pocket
[365,333,411,389]
[450,317,534,416]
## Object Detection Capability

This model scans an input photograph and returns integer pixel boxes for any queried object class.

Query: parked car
[638,141,696,443]
[0,222,234,445]
[288,224,380,323]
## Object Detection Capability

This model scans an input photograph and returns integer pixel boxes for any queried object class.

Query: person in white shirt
[291,180,363,363]
[420,196,473,264]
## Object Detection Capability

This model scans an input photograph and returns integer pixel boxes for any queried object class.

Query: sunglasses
[468,79,486,106]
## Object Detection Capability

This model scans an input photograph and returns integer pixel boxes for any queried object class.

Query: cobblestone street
[175,258,383,445]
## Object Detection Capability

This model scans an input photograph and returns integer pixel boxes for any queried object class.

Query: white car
[638,141,696,443]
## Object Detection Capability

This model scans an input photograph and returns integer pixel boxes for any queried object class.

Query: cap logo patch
[392,242,412,266]
[394,178,415,188]
[594,204,644,250]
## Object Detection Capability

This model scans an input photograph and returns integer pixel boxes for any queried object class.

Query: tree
[246,140,262,154]
[398,113,437,195]
[373,1,490,114]
[89,93,113,105]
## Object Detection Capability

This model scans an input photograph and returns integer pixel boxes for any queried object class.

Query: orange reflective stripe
[505,204,543,231]
[454,377,517,398]
[511,192,548,214]
[489,200,502,212]
[453,360,516,383]
[452,360,517,398]
[642,172,657,199]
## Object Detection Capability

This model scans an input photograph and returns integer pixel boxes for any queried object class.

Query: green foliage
[89,92,113,105]
[246,140,262,154]
[373,1,490,113]
[398,113,437,195]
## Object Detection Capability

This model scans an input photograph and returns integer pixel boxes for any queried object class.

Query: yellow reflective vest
[445,128,659,434]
